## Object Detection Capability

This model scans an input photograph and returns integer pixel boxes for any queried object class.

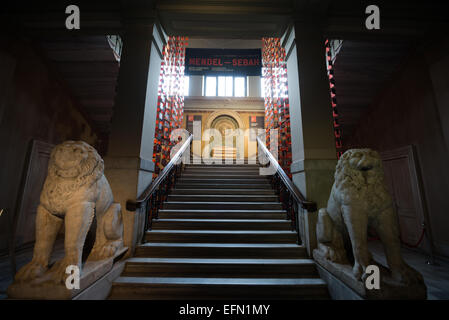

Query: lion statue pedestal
[8,141,127,299]
[313,148,426,299]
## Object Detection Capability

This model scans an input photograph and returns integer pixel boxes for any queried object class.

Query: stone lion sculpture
[14,141,123,285]
[315,148,424,286]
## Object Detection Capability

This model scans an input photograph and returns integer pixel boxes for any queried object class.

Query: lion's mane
[41,141,104,210]
[333,148,392,208]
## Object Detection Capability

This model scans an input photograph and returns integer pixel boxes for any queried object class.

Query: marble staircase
[212,146,237,160]
[108,163,329,299]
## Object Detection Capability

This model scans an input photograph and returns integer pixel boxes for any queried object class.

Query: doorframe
[380,145,434,254]
[9,139,54,274]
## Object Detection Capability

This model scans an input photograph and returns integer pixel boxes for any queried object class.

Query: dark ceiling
[2,0,448,144]
[333,40,413,144]
[37,35,119,135]
[156,0,294,39]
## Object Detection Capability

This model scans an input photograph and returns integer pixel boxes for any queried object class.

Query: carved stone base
[313,248,427,300]
[8,247,127,300]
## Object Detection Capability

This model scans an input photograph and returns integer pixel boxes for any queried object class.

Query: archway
[205,110,245,129]
[205,111,244,159]
[211,115,239,137]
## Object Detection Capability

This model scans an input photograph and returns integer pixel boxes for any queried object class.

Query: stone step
[151,219,292,230]
[183,170,261,176]
[184,166,261,171]
[187,161,260,165]
[182,172,262,177]
[122,258,319,278]
[171,188,276,195]
[213,146,236,149]
[158,209,286,219]
[212,155,237,158]
[109,277,329,300]
[134,243,307,259]
[162,201,283,210]
[212,151,236,154]
[175,183,273,189]
[185,164,261,169]
[167,194,279,202]
[177,178,270,184]
[213,151,237,153]
[144,230,298,243]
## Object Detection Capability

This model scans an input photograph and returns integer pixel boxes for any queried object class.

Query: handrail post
[256,136,316,246]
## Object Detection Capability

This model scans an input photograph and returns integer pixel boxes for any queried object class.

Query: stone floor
[368,240,449,300]
[1,240,448,299]
[0,240,65,299]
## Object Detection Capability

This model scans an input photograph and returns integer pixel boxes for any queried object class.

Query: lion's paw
[15,260,47,282]
[352,262,364,281]
[329,248,348,264]
[89,240,122,261]
[48,258,78,285]
[391,263,424,286]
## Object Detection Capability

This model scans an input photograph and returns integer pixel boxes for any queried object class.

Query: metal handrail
[256,136,317,212]
[126,134,193,212]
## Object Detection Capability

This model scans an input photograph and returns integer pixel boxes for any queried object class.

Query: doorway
[381,145,432,253]
[210,115,239,159]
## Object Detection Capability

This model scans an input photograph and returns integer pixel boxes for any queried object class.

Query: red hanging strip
[325,39,343,159]
[151,36,187,176]
[262,37,292,174]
